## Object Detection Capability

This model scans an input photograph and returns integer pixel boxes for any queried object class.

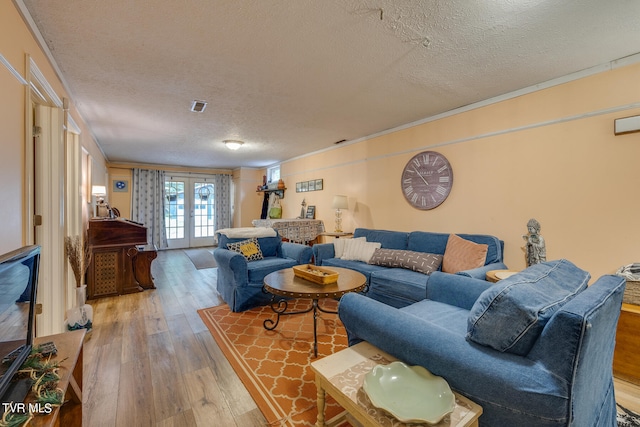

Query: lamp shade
[332,195,348,210]
[91,185,106,196]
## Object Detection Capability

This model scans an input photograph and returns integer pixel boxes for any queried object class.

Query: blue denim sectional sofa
[312,228,507,307]
[339,260,626,426]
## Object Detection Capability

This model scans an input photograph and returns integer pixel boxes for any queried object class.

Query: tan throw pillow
[442,234,488,273]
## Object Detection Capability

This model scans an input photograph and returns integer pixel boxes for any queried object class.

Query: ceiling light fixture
[190,100,207,113]
[224,140,244,150]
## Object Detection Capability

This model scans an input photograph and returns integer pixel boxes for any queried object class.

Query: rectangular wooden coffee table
[311,341,482,427]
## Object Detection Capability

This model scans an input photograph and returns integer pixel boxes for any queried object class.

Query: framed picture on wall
[302,182,308,192]
[296,182,302,192]
[113,179,128,192]
[309,180,316,191]
[315,179,323,190]
[306,206,316,219]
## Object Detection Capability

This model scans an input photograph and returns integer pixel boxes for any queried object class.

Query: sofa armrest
[281,242,313,265]
[312,243,335,265]
[213,247,249,286]
[456,262,508,279]
[426,271,493,310]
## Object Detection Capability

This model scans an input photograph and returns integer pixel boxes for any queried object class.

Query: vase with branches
[64,234,93,330]
[64,234,91,289]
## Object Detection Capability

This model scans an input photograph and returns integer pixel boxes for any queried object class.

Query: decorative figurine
[522,218,546,267]
[299,198,307,219]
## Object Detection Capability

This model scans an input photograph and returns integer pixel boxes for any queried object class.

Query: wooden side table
[485,269,518,283]
[311,341,482,427]
[613,303,640,385]
[29,329,85,427]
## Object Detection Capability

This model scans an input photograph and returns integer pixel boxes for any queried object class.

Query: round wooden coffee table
[262,266,367,357]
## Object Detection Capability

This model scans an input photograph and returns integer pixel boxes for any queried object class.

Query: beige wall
[1,1,105,252]
[276,63,640,280]
[234,168,267,227]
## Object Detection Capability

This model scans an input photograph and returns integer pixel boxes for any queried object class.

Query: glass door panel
[191,181,216,246]
[165,177,216,249]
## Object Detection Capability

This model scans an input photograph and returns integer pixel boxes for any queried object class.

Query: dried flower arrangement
[64,234,91,287]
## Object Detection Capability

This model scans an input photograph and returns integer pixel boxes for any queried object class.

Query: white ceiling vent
[190,100,207,113]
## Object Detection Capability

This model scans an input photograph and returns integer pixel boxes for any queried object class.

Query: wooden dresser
[613,303,640,385]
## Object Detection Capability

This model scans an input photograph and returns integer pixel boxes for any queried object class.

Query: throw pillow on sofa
[442,234,488,273]
[227,237,264,261]
[333,237,366,258]
[369,248,443,275]
[341,239,382,263]
[466,259,590,355]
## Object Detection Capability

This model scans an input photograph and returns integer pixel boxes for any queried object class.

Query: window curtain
[212,174,232,230]
[132,169,168,249]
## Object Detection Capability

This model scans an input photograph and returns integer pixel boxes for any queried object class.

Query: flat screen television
[0,245,40,407]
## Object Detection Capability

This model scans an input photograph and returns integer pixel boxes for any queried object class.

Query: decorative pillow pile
[466,259,590,355]
[442,234,488,273]
[333,237,365,258]
[340,239,382,263]
[369,249,443,275]
[226,237,264,261]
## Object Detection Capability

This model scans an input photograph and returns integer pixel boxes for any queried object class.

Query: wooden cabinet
[613,303,640,385]
[87,218,148,299]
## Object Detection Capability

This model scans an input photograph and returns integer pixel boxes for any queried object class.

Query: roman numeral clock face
[401,151,453,210]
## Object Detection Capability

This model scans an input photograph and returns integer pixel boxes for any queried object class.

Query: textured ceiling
[19,0,640,169]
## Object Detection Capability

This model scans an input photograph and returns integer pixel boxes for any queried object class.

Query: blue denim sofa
[213,231,313,312]
[339,260,626,426]
[312,228,507,307]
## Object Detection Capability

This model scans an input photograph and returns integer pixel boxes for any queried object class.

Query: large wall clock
[401,151,453,210]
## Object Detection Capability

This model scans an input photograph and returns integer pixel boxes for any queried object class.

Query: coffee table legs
[263,297,338,357]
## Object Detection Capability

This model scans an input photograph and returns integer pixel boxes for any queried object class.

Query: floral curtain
[212,174,232,231]
[132,169,168,249]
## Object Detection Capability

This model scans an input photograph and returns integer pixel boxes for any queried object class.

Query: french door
[165,176,216,249]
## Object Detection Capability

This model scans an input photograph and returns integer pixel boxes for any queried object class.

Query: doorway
[165,176,216,249]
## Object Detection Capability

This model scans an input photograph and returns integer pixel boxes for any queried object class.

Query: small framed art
[306,206,316,219]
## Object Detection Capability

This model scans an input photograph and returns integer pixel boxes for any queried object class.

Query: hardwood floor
[81,249,640,426]
[82,249,267,427]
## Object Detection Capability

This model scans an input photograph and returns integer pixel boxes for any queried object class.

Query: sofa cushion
[334,236,365,258]
[322,257,388,282]
[368,268,431,307]
[442,234,488,273]
[341,239,382,262]
[227,237,264,261]
[466,259,590,355]
[353,228,408,250]
[246,257,299,283]
[369,249,442,275]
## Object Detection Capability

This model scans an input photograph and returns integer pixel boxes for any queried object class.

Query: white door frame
[165,174,217,249]
[27,56,69,336]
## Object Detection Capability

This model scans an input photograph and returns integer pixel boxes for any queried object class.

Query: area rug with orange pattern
[198,299,348,427]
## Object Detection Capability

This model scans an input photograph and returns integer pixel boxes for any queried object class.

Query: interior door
[165,176,216,249]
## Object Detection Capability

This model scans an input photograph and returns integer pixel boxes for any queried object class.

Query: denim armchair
[339,261,626,426]
[214,231,313,312]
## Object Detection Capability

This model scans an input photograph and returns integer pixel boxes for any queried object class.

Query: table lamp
[332,195,348,232]
[92,185,108,217]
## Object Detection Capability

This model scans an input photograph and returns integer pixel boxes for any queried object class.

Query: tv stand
[28,330,85,427]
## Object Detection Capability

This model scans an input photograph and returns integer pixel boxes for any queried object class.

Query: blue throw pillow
[466,259,590,355]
